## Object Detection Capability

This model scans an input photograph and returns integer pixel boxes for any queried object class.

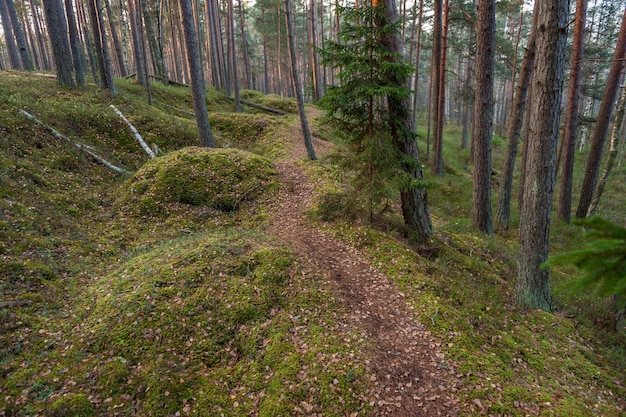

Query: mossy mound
[240,89,298,114]
[209,112,274,149]
[117,147,277,216]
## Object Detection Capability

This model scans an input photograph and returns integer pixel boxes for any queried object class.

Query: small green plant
[544,216,626,307]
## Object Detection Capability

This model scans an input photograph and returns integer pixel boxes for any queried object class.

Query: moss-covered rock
[117,147,277,216]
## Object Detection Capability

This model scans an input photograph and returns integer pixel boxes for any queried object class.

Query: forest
[1,0,626,415]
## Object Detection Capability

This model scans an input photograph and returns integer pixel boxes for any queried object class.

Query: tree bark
[64,0,85,86]
[411,0,423,130]
[377,0,433,241]
[588,84,626,216]
[128,0,147,86]
[558,0,588,222]
[0,0,22,70]
[30,0,51,70]
[309,0,324,101]
[285,0,316,160]
[432,0,446,176]
[495,1,539,229]
[227,0,241,111]
[104,0,128,77]
[575,6,626,218]
[471,0,496,236]
[238,0,252,89]
[180,0,215,147]
[42,0,74,86]
[6,0,32,70]
[517,0,568,311]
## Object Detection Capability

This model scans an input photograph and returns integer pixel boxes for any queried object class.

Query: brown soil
[268,112,460,416]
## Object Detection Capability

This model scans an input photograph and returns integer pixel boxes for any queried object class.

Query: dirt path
[268,115,460,416]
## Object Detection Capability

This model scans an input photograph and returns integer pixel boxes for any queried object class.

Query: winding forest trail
[267,112,460,416]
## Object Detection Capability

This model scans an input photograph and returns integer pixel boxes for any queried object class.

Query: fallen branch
[226,97,288,115]
[110,105,156,159]
[19,110,131,176]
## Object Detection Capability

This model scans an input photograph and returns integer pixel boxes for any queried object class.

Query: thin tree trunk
[588,84,626,216]
[558,0,588,222]
[128,0,146,85]
[227,0,241,111]
[30,0,50,70]
[6,0,32,70]
[431,0,443,175]
[309,0,324,101]
[471,0,496,235]
[104,0,128,77]
[0,0,21,69]
[238,0,252,89]
[64,0,85,86]
[517,0,568,312]
[411,0,423,130]
[461,56,473,150]
[576,6,626,218]
[495,1,538,229]
[180,0,215,147]
[78,0,99,84]
[285,0,316,160]
[137,0,153,104]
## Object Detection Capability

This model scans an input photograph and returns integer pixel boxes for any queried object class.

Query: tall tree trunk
[180,0,215,147]
[237,0,252,89]
[575,6,626,218]
[558,0,588,222]
[432,0,446,176]
[104,0,128,77]
[471,0,495,236]
[78,0,99,84]
[588,84,626,216]
[517,0,568,312]
[30,0,51,70]
[285,0,316,160]
[128,0,146,85]
[42,0,74,86]
[495,1,538,229]
[411,0,423,130]
[137,0,153,103]
[0,0,21,69]
[6,0,32,70]
[461,56,473,150]
[377,0,433,241]
[22,3,41,69]
[88,0,116,94]
[64,0,85,86]
[309,0,324,101]
[227,0,241,111]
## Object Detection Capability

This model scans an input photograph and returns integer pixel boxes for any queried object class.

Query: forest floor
[268,111,460,416]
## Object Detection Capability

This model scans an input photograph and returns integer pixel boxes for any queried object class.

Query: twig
[20,110,131,176]
[110,105,156,159]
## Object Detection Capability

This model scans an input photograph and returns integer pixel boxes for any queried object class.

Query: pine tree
[319,3,432,240]
[544,217,626,308]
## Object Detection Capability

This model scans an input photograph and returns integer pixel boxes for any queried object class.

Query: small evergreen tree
[544,217,626,308]
[318,5,419,219]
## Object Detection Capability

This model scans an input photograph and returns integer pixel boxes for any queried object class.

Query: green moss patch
[116,147,277,215]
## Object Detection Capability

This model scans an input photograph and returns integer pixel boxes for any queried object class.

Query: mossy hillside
[1,231,370,416]
[115,147,278,216]
[240,89,298,113]
[208,112,290,159]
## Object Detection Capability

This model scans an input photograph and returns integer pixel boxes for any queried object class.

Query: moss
[47,393,95,417]
[116,147,277,215]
